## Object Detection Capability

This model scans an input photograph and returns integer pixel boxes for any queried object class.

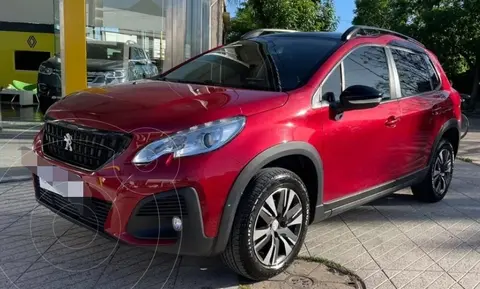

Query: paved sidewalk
[1,160,479,288]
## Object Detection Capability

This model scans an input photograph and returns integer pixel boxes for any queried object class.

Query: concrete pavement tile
[94,252,179,289]
[447,250,480,273]
[450,272,480,289]
[284,259,319,276]
[373,242,417,268]
[11,260,104,289]
[366,234,412,259]
[387,249,439,271]
[0,262,31,289]
[342,251,380,270]
[172,265,239,289]
[322,243,367,265]
[40,236,118,271]
[320,240,362,260]
[0,214,73,237]
[385,270,442,289]
[405,254,443,272]
[0,197,37,217]
[425,273,457,289]
[308,264,349,284]
[436,246,475,272]
[0,215,20,231]
[0,235,56,263]
[356,269,392,289]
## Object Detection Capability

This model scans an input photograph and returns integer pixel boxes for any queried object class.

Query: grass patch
[238,285,251,289]
[458,157,474,163]
[297,256,365,289]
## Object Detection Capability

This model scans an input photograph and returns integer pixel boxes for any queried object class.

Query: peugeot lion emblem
[64,133,73,151]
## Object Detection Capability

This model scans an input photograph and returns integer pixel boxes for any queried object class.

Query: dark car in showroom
[26,26,461,281]
[37,39,159,114]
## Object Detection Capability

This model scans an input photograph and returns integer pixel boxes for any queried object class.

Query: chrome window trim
[388,46,443,100]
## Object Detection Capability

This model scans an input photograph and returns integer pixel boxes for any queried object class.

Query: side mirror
[338,85,383,111]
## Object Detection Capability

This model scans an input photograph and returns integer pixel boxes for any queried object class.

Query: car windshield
[161,36,341,91]
[87,42,125,61]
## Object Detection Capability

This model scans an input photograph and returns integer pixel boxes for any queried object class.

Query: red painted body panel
[30,33,460,249]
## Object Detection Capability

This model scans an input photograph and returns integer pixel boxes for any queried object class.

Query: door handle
[385,116,400,127]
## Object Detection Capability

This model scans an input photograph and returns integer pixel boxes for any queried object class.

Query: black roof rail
[341,25,425,47]
[240,29,298,40]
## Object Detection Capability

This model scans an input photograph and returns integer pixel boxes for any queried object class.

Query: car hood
[46,80,288,133]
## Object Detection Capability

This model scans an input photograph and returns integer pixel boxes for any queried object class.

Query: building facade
[0,0,224,89]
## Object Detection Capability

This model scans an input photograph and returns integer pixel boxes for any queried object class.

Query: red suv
[27,26,461,280]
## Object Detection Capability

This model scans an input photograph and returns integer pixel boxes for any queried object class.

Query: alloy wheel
[432,148,453,195]
[253,187,304,267]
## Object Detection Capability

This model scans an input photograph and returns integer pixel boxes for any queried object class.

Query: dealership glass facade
[83,0,222,72]
[0,0,224,124]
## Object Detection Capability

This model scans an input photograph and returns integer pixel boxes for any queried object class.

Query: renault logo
[64,133,73,151]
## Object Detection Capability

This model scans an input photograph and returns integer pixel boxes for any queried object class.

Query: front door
[308,45,402,203]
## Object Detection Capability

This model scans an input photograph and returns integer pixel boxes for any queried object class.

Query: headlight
[39,65,53,75]
[132,116,246,164]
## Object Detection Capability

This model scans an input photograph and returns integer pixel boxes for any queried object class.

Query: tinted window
[162,37,341,91]
[343,46,391,100]
[87,42,125,60]
[391,49,433,97]
[321,66,341,102]
[424,55,441,89]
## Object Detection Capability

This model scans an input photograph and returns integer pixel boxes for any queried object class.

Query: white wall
[0,0,54,24]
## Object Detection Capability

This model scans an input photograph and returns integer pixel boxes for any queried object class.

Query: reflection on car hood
[46,80,288,133]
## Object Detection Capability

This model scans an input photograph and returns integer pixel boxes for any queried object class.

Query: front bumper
[33,173,216,256]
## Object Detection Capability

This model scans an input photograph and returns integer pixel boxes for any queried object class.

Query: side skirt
[313,168,428,222]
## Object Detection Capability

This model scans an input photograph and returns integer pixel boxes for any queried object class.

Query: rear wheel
[411,139,454,203]
[221,168,310,281]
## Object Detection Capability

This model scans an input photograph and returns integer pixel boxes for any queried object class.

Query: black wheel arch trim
[428,118,460,166]
[211,141,324,255]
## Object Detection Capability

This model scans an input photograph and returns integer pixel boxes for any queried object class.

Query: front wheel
[461,113,469,139]
[411,139,454,203]
[221,168,310,281]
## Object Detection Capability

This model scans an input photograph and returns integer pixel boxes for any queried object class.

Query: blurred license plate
[37,165,84,198]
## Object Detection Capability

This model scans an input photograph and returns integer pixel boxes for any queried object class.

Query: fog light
[172,216,183,232]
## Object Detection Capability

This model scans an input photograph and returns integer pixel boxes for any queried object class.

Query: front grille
[136,195,187,217]
[42,121,131,171]
[34,177,112,232]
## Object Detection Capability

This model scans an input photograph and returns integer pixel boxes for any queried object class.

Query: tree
[226,2,257,42]
[226,0,338,42]
[248,0,337,31]
[353,0,480,108]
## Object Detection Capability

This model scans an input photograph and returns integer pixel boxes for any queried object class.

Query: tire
[461,113,469,139]
[411,139,454,203]
[221,168,310,281]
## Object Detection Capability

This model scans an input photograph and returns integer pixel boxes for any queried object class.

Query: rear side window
[391,49,437,97]
[343,46,391,101]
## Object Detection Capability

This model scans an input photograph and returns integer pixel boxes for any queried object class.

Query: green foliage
[226,0,338,42]
[353,0,480,90]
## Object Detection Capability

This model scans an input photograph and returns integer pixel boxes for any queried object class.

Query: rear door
[310,45,403,202]
[389,47,445,175]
